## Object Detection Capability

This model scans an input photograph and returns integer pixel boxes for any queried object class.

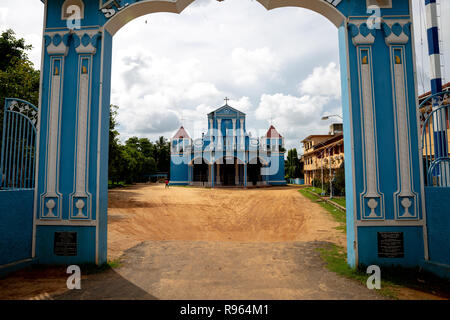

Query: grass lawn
[300,187,450,300]
[331,197,346,208]
[309,186,325,195]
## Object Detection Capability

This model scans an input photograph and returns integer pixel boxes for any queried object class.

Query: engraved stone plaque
[377,232,404,258]
[54,232,77,256]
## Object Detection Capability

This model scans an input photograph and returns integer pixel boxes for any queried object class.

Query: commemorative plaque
[377,232,404,258]
[54,232,78,256]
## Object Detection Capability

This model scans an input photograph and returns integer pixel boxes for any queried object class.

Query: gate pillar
[342,12,427,268]
[34,18,112,264]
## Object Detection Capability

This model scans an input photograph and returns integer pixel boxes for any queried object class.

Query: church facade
[170,102,286,187]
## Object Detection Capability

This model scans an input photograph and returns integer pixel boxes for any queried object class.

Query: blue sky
[1,0,449,152]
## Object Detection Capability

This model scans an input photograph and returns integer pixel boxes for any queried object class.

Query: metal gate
[0,98,38,190]
[0,98,37,273]
[420,92,450,187]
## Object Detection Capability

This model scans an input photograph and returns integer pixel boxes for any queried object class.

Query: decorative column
[209,118,214,151]
[216,163,220,185]
[208,164,212,186]
[244,163,247,187]
[348,21,384,220]
[211,163,215,188]
[39,31,69,219]
[240,118,245,150]
[69,30,101,220]
[217,118,222,150]
[235,161,239,185]
[232,118,236,151]
[382,21,419,219]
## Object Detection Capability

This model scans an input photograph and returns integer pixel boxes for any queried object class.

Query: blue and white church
[170,101,286,187]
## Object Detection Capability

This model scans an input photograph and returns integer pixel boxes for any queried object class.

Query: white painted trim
[343,19,359,266]
[32,0,48,258]
[408,0,429,260]
[36,220,97,226]
[356,45,385,220]
[104,0,345,36]
[258,0,345,27]
[95,27,106,265]
[389,45,419,220]
[356,220,425,227]
[45,31,69,55]
[45,25,102,31]
[74,29,99,54]
[40,55,64,220]
[69,54,93,221]
[0,258,34,271]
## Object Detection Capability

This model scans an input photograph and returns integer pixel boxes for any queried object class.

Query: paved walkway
[56,240,383,300]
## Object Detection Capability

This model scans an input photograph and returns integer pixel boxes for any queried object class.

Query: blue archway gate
[0,98,37,272]
[30,0,447,275]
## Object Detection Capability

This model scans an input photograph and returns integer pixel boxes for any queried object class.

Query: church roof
[208,104,246,116]
[266,125,282,138]
[172,126,190,139]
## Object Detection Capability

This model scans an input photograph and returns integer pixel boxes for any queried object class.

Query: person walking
[165,179,169,189]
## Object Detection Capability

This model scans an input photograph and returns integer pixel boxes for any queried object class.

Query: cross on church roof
[224,97,230,105]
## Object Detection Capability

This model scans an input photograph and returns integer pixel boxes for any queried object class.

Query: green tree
[285,148,301,179]
[108,105,123,185]
[0,29,40,150]
[154,136,170,173]
[107,104,170,186]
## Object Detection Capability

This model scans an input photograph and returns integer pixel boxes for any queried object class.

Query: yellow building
[301,124,344,185]
[418,82,450,159]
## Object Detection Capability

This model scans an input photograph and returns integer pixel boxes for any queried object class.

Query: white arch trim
[104,0,345,36]
[189,157,211,165]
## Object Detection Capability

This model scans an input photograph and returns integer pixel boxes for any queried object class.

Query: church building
[170,101,286,187]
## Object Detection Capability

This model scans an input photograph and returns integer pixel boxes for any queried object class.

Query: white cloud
[253,62,344,151]
[184,82,220,100]
[299,62,341,99]
[0,7,8,27]
[231,47,280,85]
[254,93,330,146]
[0,2,44,67]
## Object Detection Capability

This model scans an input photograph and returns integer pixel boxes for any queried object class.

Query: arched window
[61,0,84,20]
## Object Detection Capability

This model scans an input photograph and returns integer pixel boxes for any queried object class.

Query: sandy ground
[107,184,346,259]
[0,184,446,300]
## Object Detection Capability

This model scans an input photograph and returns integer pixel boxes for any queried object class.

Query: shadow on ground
[54,269,158,300]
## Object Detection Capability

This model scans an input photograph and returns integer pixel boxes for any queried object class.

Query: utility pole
[329,146,333,199]
[425,0,449,185]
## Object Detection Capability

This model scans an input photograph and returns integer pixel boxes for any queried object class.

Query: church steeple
[172,126,190,139]
[266,125,282,138]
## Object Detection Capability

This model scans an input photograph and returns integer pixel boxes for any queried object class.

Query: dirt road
[1,184,443,300]
[107,184,346,259]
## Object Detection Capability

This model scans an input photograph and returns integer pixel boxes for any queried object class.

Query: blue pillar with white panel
[31,0,436,273]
